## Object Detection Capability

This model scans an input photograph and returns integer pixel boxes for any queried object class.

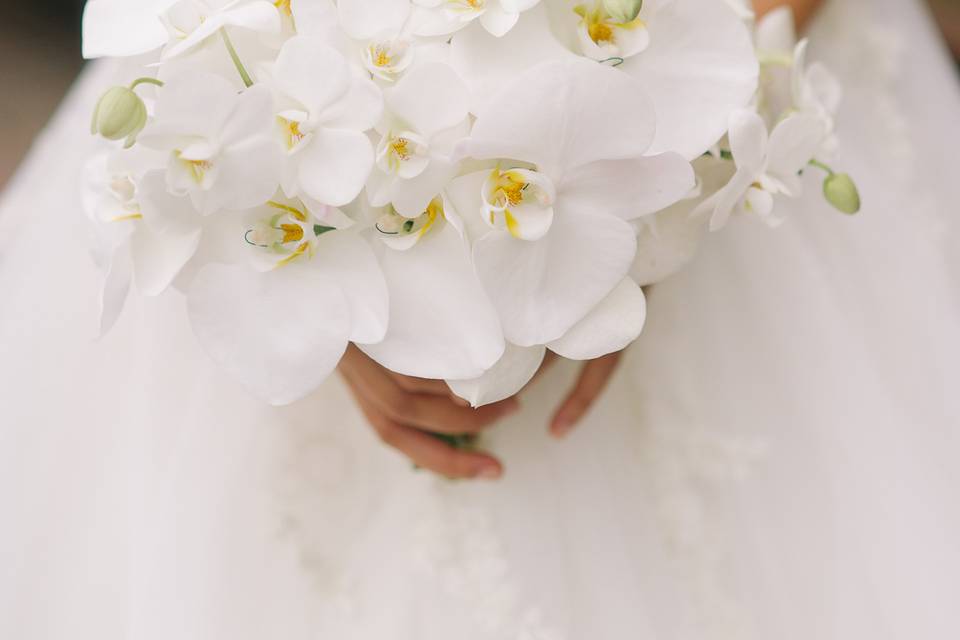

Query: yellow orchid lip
[362,38,414,81]
[573,0,649,60]
[175,151,215,185]
[278,116,308,151]
[376,198,444,251]
[244,200,336,269]
[481,168,556,241]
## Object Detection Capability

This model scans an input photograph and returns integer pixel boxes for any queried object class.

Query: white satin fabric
[2,0,959,638]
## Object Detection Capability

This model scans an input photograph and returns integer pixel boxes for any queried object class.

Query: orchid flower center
[273,0,292,16]
[363,38,414,81]
[104,175,144,223]
[376,197,444,250]
[444,0,486,21]
[277,116,310,152]
[573,2,649,61]
[481,168,556,242]
[245,200,335,269]
[174,150,216,187]
[376,130,430,178]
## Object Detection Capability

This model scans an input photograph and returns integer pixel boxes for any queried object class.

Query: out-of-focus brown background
[0,0,957,190]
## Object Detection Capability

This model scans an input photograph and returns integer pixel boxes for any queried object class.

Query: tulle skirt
[2,0,959,637]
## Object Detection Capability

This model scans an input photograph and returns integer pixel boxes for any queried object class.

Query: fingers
[549,351,623,439]
[389,371,472,407]
[390,372,454,396]
[339,345,518,434]
[352,391,503,480]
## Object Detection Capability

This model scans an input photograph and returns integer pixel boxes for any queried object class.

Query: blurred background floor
[0,0,957,190]
[0,1,83,189]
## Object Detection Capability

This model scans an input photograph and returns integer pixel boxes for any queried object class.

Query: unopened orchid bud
[91,86,148,148]
[603,0,643,23]
[823,173,861,214]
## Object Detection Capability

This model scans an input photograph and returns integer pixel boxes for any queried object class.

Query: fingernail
[475,466,502,480]
[551,416,574,439]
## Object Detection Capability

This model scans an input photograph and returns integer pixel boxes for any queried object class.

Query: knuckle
[376,424,400,447]
[392,376,419,393]
[383,389,416,419]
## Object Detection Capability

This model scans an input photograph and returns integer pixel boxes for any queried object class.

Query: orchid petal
[82,0,175,58]
[137,170,202,236]
[449,4,577,113]
[766,114,825,182]
[621,0,759,159]
[298,128,374,206]
[465,58,656,178]
[447,343,546,407]
[274,36,351,114]
[98,245,133,337]
[728,109,768,172]
[479,3,520,36]
[385,62,470,138]
[560,153,694,221]
[360,220,505,379]
[187,263,352,406]
[131,222,202,297]
[391,158,461,217]
[473,207,636,346]
[547,276,646,360]
[311,232,389,345]
[338,0,410,39]
[321,74,383,132]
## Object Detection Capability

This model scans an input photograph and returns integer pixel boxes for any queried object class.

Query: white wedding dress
[2,0,959,637]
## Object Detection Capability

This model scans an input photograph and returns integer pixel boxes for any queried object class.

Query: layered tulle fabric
[2,0,960,637]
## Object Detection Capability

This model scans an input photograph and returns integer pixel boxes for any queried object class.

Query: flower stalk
[219,28,254,88]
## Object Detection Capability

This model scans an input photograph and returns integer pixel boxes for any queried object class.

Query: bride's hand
[548,351,624,439]
[337,345,517,480]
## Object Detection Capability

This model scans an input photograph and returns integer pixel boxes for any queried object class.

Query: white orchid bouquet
[81,0,859,407]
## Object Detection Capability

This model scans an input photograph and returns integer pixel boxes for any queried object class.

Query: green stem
[219,28,253,88]
[129,77,164,90]
[808,158,835,176]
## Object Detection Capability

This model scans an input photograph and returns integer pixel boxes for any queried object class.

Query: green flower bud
[823,173,861,214]
[603,0,643,23]
[91,86,148,148]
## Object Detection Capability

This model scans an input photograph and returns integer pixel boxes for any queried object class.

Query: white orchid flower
[570,0,656,62]
[358,197,506,380]
[82,153,206,334]
[338,0,419,81]
[367,62,471,217]
[186,196,388,406]
[450,0,758,160]
[628,153,730,286]
[82,0,177,58]
[268,36,382,206]
[694,109,825,230]
[81,0,283,59]
[755,7,841,157]
[161,0,283,60]
[449,59,694,348]
[412,0,542,38]
[137,72,283,215]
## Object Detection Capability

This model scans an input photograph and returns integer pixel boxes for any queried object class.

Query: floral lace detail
[412,485,565,640]
[633,422,768,639]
